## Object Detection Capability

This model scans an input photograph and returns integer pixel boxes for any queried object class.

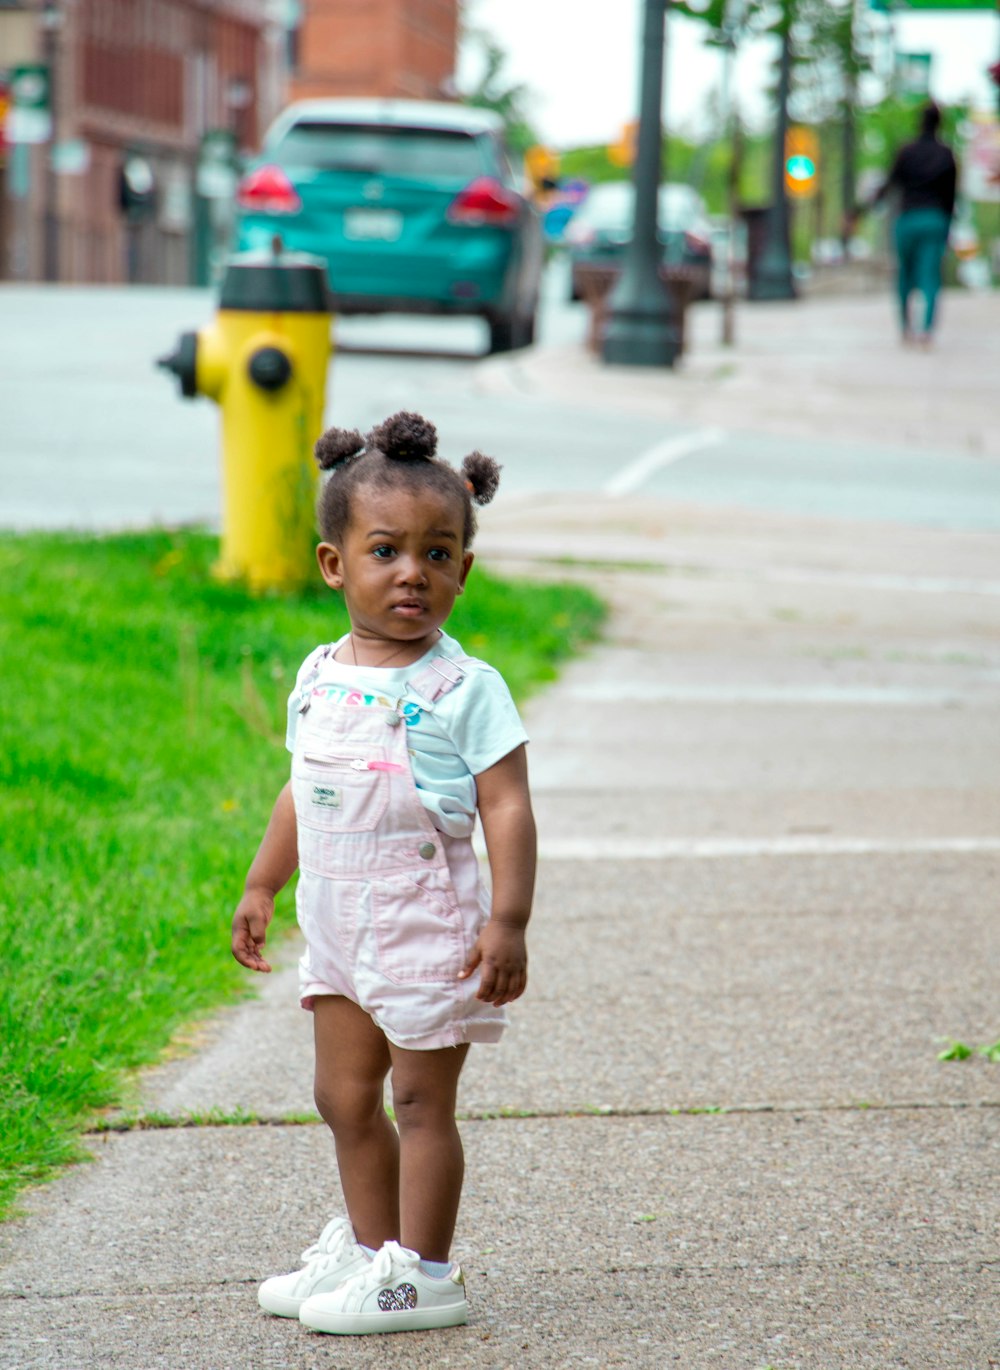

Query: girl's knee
[314,1076,385,1133]
[391,1082,458,1134]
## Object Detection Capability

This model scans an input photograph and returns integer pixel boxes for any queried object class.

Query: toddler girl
[231,411,536,1336]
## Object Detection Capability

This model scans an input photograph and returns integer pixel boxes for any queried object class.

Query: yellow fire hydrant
[158,244,332,593]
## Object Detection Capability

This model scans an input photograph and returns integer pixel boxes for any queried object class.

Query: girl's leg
[388,1042,470,1262]
[312,995,399,1251]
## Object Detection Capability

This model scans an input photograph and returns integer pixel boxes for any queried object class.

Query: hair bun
[461,451,501,506]
[368,411,437,462]
[315,427,366,471]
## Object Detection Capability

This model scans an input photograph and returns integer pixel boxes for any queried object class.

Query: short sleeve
[439,664,528,776]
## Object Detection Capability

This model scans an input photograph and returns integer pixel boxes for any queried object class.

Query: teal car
[234,99,543,353]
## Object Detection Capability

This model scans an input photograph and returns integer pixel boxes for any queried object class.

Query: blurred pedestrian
[853,102,957,347]
[231,411,535,1337]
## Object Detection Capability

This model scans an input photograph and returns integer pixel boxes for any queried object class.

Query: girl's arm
[231,781,298,974]
[459,744,536,1006]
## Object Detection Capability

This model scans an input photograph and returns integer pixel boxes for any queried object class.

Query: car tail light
[447,177,521,227]
[683,230,711,257]
[236,164,302,214]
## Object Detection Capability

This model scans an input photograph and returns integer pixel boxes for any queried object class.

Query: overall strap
[405,653,473,709]
[296,643,335,714]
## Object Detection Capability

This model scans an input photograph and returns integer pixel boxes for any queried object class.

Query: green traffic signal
[786,154,816,182]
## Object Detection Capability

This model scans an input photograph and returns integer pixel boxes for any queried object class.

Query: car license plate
[343,208,403,241]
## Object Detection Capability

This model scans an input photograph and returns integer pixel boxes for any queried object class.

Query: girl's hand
[459,921,527,1006]
[231,888,274,973]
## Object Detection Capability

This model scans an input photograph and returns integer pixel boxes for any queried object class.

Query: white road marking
[537,836,1000,860]
[605,428,726,497]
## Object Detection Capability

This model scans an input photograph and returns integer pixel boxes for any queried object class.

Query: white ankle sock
[358,1243,449,1278]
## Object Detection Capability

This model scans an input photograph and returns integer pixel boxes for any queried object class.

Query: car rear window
[574,183,707,234]
[273,123,490,179]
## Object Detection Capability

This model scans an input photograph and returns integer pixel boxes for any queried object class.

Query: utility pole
[840,0,859,254]
[602,0,681,367]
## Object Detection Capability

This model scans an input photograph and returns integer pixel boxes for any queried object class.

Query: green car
[234,99,543,354]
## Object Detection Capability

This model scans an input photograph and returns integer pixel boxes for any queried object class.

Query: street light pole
[748,5,796,302]
[602,0,680,368]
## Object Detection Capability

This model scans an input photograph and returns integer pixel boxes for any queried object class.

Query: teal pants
[893,208,950,335]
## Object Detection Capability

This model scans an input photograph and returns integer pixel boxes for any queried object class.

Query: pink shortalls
[292,653,506,1050]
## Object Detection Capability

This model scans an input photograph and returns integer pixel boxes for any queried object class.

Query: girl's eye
[372,545,396,559]
[428,548,451,562]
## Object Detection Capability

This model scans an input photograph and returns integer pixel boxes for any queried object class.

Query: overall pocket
[292,749,390,835]
[370,870,464,985]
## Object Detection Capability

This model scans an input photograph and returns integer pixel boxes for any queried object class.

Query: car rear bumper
[234,221,523,313]
[330,293,503,318]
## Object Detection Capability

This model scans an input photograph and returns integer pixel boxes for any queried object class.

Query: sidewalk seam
[89,1096,1000,1135]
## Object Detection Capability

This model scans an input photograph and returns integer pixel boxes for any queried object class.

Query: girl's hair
[314,411,501,548]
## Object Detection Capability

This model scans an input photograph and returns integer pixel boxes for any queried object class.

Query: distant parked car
[234,99,544,353]
[564,180,714,300]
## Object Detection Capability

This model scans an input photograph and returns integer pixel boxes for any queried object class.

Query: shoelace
[299,1216,352,1266]
[335,1241,420,1312]
[292,1223,358,1294]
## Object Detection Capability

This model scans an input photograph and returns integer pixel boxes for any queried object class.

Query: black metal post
[41,1,60,283]
[840,0,858,253]
[602,0,680,367]
[749,11,796,302]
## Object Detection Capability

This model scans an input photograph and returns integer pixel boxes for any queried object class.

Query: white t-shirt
[286,631,528,839]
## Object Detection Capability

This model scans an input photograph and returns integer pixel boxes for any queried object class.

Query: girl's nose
[396,555,427,585]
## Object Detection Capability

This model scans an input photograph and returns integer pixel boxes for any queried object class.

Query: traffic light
[119,154,157,221]
[608,119,638,168]
[784,126,819,199]
[523,145,560,197]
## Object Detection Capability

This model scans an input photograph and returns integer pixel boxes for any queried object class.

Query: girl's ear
[317,542,344,590]
[456,550,474,595]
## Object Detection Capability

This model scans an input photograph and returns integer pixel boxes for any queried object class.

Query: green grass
[0,528,605,1220]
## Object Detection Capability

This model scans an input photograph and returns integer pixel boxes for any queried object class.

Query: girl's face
[316,481,473,658]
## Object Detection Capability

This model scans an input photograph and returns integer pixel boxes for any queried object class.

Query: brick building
[0,0,286,284]
[289,0,457,103]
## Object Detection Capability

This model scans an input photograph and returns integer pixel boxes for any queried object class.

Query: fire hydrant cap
[218,250,332,314]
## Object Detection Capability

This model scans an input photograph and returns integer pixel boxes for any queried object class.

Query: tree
[458,26,540,155]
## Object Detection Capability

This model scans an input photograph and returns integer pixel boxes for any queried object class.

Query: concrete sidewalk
[486,288,1000,461]
[1,293,998,1369]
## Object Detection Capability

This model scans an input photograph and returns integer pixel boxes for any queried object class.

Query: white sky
[457,0,1000,148]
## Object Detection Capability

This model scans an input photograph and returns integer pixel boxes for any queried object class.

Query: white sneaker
[299,1240,468,1335]
[257,1216,370,1318]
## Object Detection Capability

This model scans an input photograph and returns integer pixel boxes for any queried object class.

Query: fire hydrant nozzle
[157,332,198,398]
[248,346,293,391]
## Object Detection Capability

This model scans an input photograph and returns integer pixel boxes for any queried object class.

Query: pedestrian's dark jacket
[875,134,957,219]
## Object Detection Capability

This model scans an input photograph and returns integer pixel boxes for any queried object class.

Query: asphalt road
[2,263,999,533]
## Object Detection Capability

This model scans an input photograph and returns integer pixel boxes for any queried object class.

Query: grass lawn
[0,528,605,1221]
